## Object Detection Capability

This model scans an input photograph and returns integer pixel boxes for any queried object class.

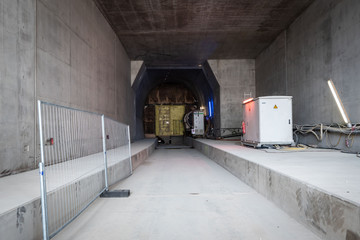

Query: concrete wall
[256,32,287,96]
[0,0,36,176]
[131,60,143,86]
[37,0,132,122]
[208,60,255,131]
[0,0,133,176]
[256,0,360,151]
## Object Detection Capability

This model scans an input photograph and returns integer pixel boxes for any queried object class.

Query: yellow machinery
[155,105,185,136]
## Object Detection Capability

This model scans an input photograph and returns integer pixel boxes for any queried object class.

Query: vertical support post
[101,115,109,191]
[38,100,49,240]
[127,125,133,174]
[39,163,49,240]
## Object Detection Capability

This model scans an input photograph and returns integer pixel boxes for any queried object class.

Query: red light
[46,138,54,145]
[242,121,246,134]
[243,98,254,104]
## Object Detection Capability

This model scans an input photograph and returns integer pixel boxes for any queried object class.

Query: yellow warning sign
[274,105,278,109]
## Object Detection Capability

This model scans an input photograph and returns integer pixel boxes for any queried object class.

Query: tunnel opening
[132,62,220,142]
[143,82,198,143]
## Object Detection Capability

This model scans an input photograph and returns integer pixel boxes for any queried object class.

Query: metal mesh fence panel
[104,117,132,176]
[37,101,131,239]
[39,102,105,238]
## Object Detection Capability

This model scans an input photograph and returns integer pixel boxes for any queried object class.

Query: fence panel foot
[100,190,130,198]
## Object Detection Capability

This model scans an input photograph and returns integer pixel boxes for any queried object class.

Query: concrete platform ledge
[0,139,156,240]
[193,139,360,240]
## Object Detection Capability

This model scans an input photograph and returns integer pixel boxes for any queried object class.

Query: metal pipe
[295,125,360,135]
[41,101,102,116]
[101,115,109,191]
[39,162,49,240]
[34,0,38,169]
[37,101,49,240]
[325,127,360,134]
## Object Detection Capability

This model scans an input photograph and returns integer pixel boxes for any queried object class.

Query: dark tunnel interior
[132,62,220,141]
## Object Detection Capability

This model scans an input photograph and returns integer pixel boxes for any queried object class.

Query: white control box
[192,111,204,136]
[242,96,294,147]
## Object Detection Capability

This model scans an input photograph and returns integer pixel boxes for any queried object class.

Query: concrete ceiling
[94,0,314,65]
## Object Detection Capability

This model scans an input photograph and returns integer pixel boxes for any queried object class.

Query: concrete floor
[54,148,320,240]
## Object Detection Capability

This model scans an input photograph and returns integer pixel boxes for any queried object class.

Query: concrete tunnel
[1,0,360,240]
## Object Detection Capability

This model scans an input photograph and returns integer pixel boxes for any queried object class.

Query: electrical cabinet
[242,96,294,147]
[192,111,204,136]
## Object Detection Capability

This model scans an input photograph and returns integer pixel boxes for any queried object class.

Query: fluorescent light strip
[243,98,254,104]
[327,79,350,124]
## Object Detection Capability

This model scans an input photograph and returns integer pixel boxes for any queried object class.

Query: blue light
[208,101,211,117]
[208,99,214,118]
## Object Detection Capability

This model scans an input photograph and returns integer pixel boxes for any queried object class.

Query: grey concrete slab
[208,59,255,131]
[0,0,36,176]
[3,0,19,34]
[0,2,3,87]
[69,0,96,47]
[37,48,71,104]
[131,61,143,85]
[194,139,360,240]
[93,0,314,62]
[0,139,155,214]
[116,44,133,128]
[53,148,320,240]
[197,139,360,205]
[0,139,155,240]
[38,0,70,26]
[256,32,287,96]
[37,0,70,64]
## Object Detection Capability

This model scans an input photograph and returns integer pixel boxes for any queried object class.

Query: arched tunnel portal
[132,62,220,141]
